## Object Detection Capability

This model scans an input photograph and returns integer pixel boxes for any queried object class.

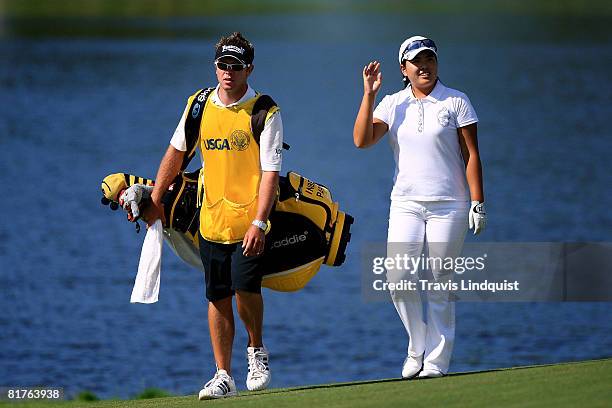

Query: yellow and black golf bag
[101,169,353,292]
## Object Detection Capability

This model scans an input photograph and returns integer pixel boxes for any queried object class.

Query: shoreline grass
[2,0,612,18]
[2,357,610,407]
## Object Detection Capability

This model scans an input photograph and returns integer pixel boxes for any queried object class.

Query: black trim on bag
[334,213,353,266]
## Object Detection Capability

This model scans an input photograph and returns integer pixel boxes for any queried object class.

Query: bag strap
[251,94,290,150]
[181,87,214,171]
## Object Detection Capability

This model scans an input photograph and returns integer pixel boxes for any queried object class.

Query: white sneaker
[246,346,271,391]
[401,354,423,379]
[418,368,445,378]
[198,369,237,400]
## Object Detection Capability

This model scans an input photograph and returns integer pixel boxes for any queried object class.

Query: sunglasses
[215,61,249,72]
[402,39,437,59]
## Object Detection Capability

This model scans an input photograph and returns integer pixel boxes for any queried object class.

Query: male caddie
[143,32,283,399]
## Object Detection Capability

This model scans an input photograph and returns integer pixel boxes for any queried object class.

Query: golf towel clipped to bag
[100,169,353,292]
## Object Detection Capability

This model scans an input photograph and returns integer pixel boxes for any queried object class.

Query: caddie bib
[198,95,262,243]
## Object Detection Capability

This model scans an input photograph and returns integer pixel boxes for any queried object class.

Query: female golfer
[353,36,486,378]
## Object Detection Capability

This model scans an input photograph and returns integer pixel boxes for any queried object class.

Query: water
[1,13,611,399]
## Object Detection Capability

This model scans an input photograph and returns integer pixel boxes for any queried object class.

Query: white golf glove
[469,200,486,235]
[120,184,153,220]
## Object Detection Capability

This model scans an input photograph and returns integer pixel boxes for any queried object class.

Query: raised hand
[363,61,382,95]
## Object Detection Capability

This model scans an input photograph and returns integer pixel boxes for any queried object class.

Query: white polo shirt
[373,81,478,201]
[170,85,283,172]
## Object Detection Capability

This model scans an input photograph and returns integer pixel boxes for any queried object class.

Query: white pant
[387,200,468,373]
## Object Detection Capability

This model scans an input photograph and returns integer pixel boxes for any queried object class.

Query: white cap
[398,35,438,64]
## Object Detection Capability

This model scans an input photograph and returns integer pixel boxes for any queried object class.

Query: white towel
[130,219,163,303]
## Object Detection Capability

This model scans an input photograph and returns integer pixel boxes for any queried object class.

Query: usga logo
[205,131,250,151]
[272,231,308,248]
[204,138,231,150]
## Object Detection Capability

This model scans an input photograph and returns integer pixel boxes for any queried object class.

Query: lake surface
[1,13,611,399]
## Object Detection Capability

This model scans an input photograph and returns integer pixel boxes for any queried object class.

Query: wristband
[252,220,267,232]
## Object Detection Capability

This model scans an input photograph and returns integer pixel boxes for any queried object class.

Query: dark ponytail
[402,76,410,89]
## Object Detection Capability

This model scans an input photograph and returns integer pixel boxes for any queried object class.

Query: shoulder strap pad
[250,95,290,150]
[182,87,214,171]
[251,94,277,146]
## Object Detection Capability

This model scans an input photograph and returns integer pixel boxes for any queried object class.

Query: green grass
[2,358,611,407]
[3,0,611,39]
[2,0,612,18]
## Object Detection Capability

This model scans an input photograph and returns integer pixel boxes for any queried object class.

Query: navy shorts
[199,233,264,301]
